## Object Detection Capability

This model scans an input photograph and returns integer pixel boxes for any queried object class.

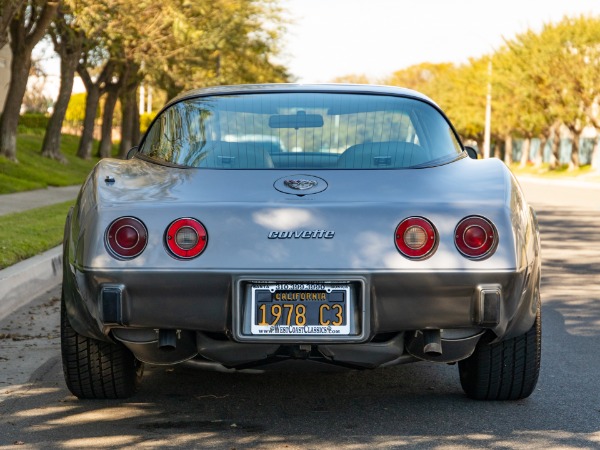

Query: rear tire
[458,307,541,400]
[61,297,143,399]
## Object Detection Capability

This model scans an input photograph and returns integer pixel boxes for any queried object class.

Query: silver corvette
[61,84,541,400]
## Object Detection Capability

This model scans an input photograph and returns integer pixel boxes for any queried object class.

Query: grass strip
[0,201,73,269]
[0,133,112,194]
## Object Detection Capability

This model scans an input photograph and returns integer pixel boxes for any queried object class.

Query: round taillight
[166,218,208,259]
[106,217,148,259]
[395,217,437,259]
[455,216,497,259]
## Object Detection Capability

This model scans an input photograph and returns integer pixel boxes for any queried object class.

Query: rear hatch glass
[139,92,462,169]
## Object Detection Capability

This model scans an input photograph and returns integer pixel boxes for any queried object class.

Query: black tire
[61,297,143,399]
[458,307,541,400]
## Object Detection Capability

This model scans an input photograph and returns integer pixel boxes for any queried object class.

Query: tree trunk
[41,56,76,162]
[568,130,581,171]
[166,86,179,102]
[549,129,561,170]
[119,84,137,158]
[98,83,120,158]
[534,136,547,167]
[519,138,531,168]
[493,141,501,159]
[77,61,115,159]
[118,60,141,159]
[76,85,101,159]
[132,100,141,145]
[159,71,181,101]
[549,140,560,169]
[0,49,29,160]
[591,135,600,172]
[503,135,513,166]
[41,24,82,162]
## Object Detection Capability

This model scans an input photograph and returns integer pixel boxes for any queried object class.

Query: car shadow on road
[0,300,598,450]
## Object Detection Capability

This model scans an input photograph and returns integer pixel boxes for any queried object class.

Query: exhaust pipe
[422,330,442,356]
[158,329,177,351]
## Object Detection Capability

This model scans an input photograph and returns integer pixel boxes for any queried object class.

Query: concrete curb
[0,245,62,321]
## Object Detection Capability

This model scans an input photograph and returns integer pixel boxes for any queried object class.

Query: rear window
[139,92,462,169]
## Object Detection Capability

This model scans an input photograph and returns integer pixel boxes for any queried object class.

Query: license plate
[250,283,351,336]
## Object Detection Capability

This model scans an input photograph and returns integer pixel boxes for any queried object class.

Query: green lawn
[0,133,112,194]
[0,131,120,268]
[0,201,73,269]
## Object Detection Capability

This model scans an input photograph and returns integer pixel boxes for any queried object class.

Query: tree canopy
[378,15,600,169]
[3,6,600,170]
[1,0,290,160]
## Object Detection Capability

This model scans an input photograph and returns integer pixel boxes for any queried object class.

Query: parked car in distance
[61,84,541,400]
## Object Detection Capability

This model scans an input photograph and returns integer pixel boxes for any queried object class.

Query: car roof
[165,83,438,109]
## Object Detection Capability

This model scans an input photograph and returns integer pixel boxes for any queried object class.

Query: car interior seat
[336,141,428,168]
[197,142,276,168]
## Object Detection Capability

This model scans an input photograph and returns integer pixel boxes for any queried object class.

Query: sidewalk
[0,185,80,320]
[0,185,81,216]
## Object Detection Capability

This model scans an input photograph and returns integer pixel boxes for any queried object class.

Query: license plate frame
[249,283,352,336]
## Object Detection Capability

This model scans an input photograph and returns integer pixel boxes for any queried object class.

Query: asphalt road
[1,178,599,449]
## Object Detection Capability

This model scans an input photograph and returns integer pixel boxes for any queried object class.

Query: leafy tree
[383,61,487,142]
[549,16,600,169]
[440,59,487,144]
[97,68,123,158]
[118,59,141,158]
[67,0,118,160]
[493,46,554,167]
[500,16,600,169]
[0,0,26,49]
[63,0,289,159]
[76,59,117,159]
[486,51,517,164]
[331,74,372,84]
[41,2,85,161]
[21,55,53,112]
[0,0,58,161]
[384,62,455,99]
[380,16,600,169]
[149,0,290,99]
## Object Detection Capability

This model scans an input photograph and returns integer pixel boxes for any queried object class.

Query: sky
[34,0,600,96]
[282,0,600,83]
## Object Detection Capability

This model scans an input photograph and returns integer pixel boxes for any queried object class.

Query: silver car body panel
[63,84,541,368]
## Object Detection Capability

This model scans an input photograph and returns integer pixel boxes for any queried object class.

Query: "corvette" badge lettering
[268,230,335,239]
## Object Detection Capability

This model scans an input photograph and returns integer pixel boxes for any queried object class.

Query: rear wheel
[458,307,541,400]
[61,297,143,399]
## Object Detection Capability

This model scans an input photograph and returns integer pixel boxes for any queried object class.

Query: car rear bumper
[65,265,538,345]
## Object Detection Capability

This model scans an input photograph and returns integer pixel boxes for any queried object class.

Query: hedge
[18,113,49,129]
